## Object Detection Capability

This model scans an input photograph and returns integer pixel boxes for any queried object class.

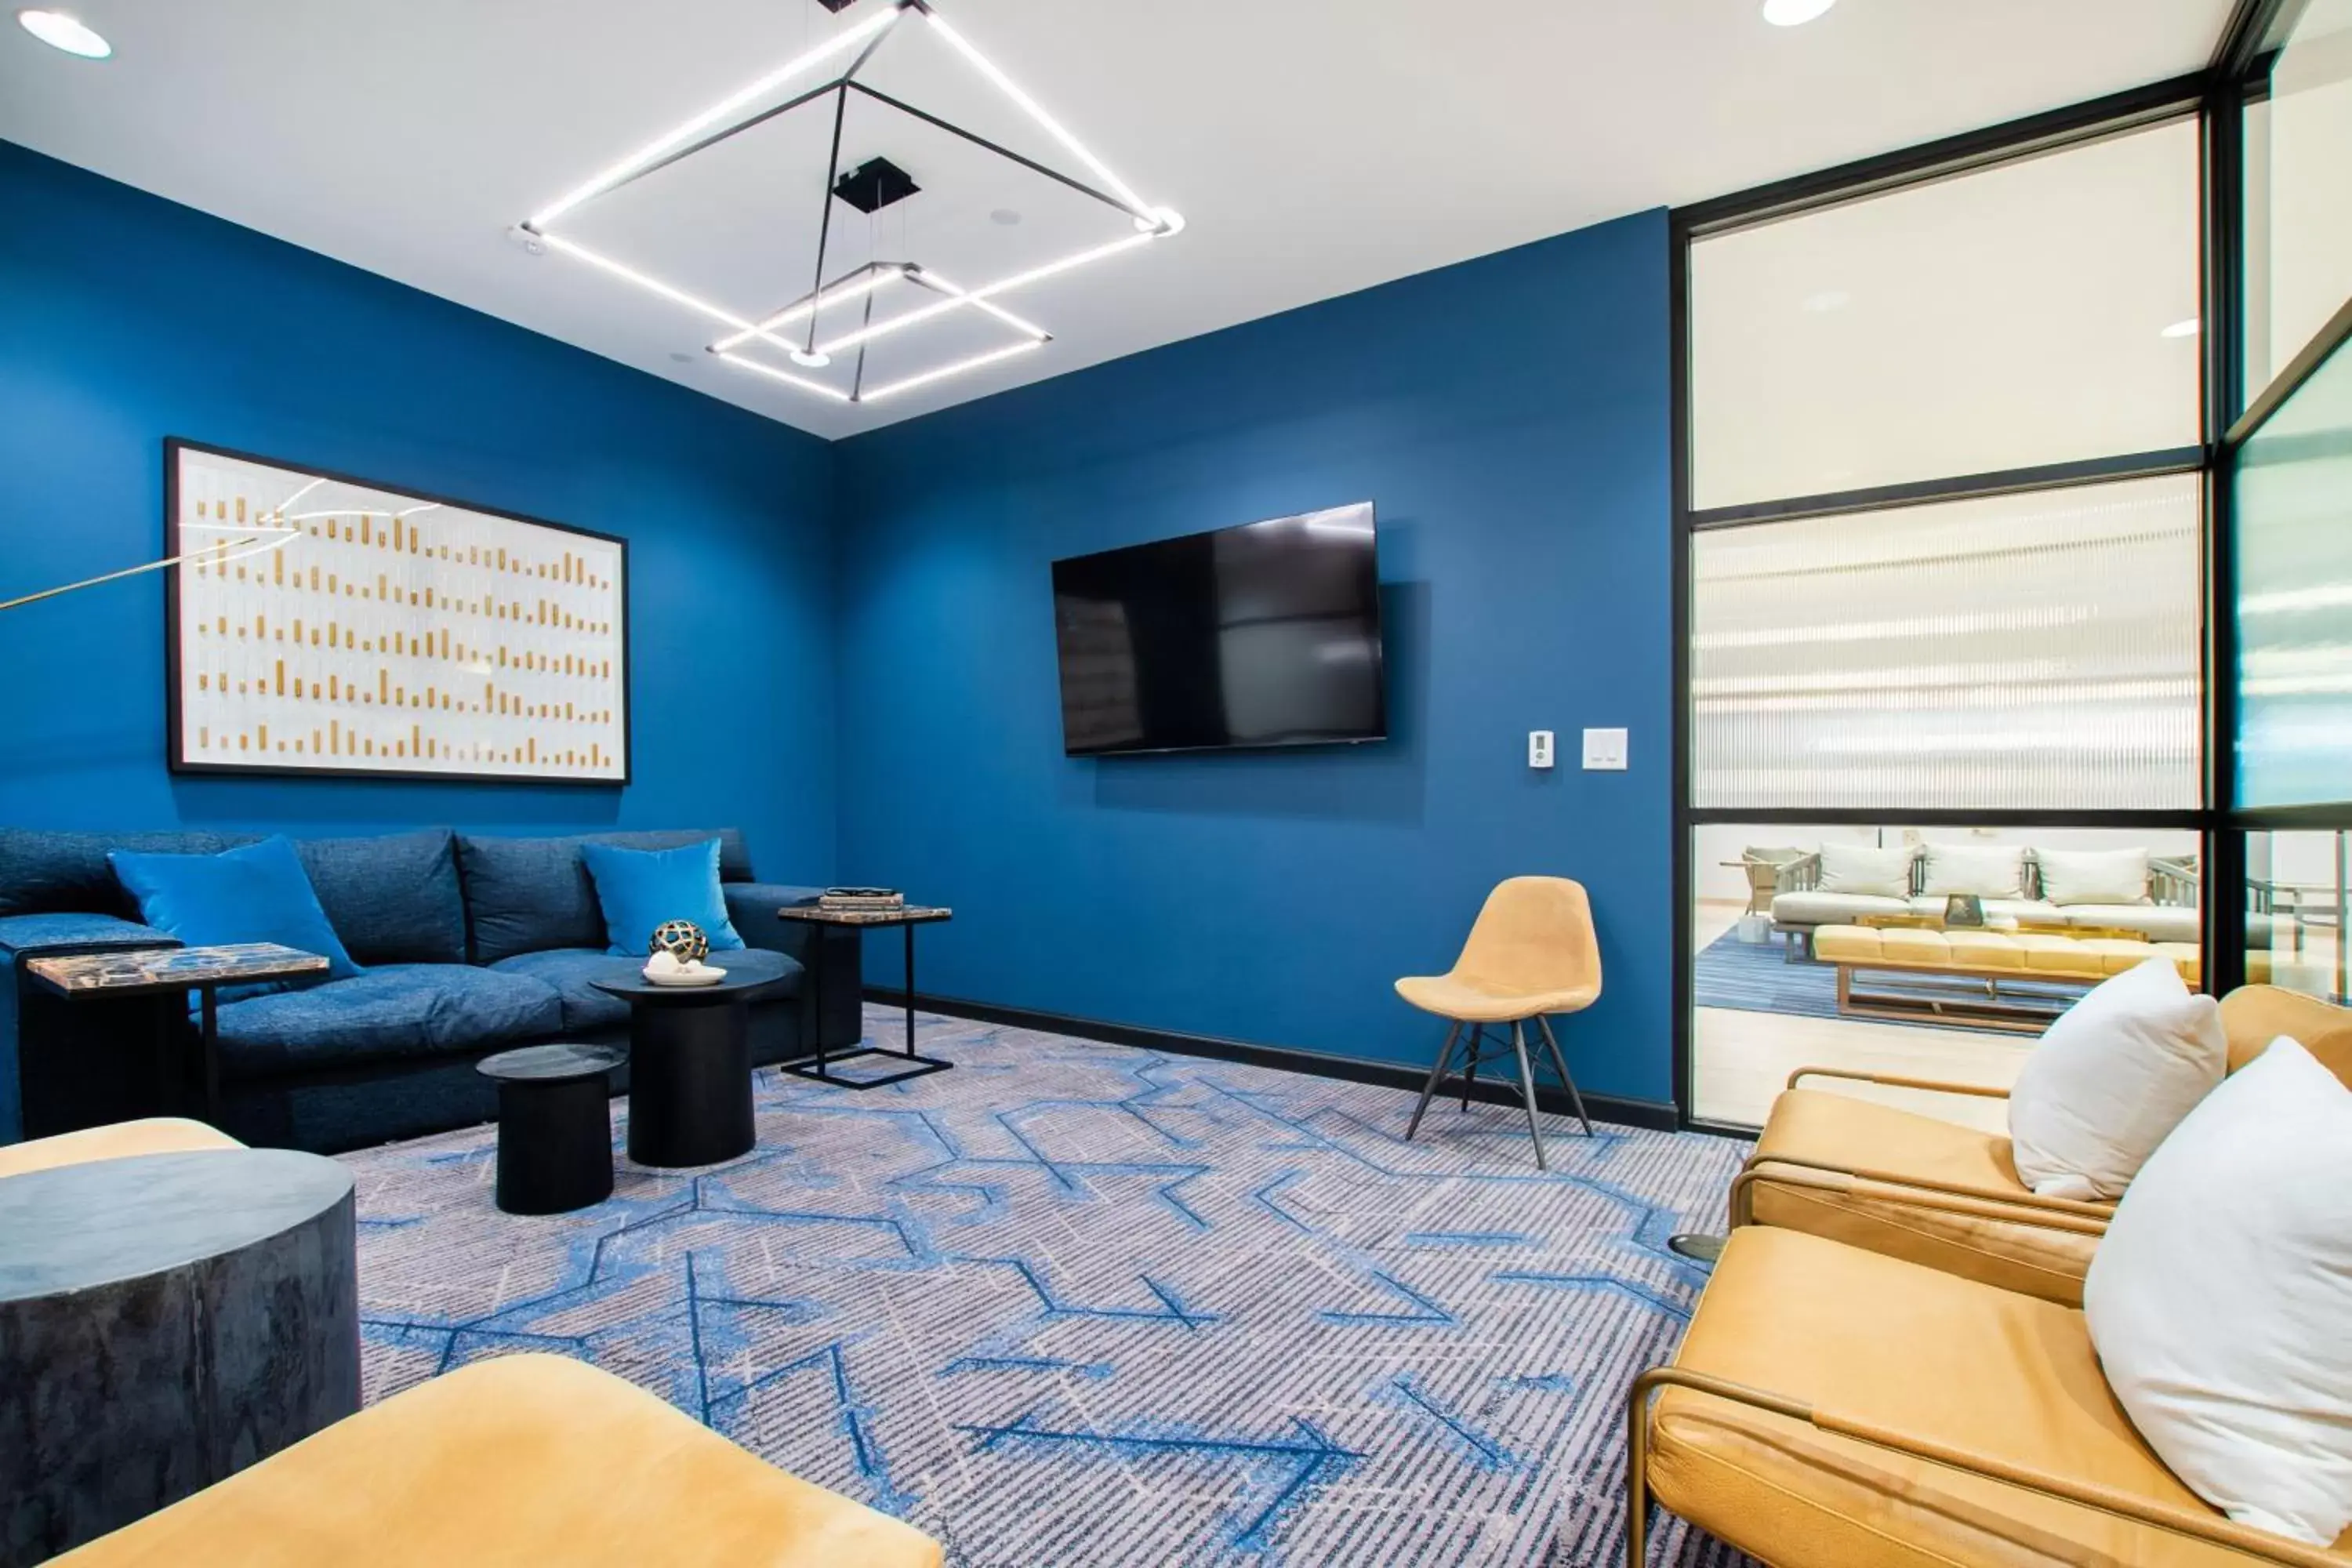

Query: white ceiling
[0,0,2234,440]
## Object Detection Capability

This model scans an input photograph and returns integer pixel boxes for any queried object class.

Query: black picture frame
[163,437,631,787]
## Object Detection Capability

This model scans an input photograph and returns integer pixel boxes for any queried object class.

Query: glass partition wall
[1674,101,2212,1131]
[1672,2,2352,1129]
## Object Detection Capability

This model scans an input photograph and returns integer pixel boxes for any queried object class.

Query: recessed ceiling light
[1802,288,1850,314]
[16,9,111,57]
[2161,318,2201,339]
[1762,0,1836,26]
[990,209,1022,227]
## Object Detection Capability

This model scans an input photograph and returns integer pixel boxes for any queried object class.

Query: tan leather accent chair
[55,1352,944,1566]
[1733,985,2352,1307]
[1396,876,1603,1169]
[0,1117,242,1181]
[1627,1226,2351,1567]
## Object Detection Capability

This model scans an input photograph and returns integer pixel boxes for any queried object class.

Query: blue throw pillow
[109,835,362,1000]
[580,837,745,958]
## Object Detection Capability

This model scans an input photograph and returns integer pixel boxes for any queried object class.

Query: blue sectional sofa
[0,827,858,1153]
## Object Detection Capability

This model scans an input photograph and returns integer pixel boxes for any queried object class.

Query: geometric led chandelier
[515,0,1184,406]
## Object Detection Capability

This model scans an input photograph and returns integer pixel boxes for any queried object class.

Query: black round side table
[477,1044,626,1214]
[590,971,782,1168]
[0,1148,359,1563]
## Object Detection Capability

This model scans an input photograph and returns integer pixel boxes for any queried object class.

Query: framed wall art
[165,439,630,784]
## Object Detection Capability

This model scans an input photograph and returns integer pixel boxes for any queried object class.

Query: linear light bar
[859,339,1046,403]
[520,0,1185,412]
[812,234,1152,357]
[713,349,855,401]
[914,8,1152,221]
[712,265,915,353]
[528,5,901,229]
[910,267,1049,341]
[537,233,753,331]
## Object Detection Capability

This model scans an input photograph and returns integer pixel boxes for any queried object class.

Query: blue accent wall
[0,140,839,878]
[832,211,1675,1105]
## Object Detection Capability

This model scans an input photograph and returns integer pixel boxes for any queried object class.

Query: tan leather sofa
[54,1352,943,1566]
[1628,1225,2350,1566]
[0,1116,242,1181]
[1733,985,2352,1306]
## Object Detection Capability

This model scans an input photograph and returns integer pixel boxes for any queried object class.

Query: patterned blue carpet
[345,1007,1754,1566]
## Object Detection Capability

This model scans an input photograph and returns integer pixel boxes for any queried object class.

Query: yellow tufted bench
[1808,923,2270,1032]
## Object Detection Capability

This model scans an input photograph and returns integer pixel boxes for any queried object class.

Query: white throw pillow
[2085,1037,2352,1546]
[1817,844,1912,898]
[2035,846,2151,906]
[1921,841,2025,898]
[2007,956,2223,1201]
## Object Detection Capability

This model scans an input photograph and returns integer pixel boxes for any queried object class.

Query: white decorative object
[1816,843,1912,897]
[2034,846,2151,906]
[168,442,626,783]
[2007,956,2225,1200]
[642,952,727,988]
[2085,1036,2352,1546]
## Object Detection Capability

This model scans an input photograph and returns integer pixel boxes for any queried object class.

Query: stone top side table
[0,1147,359,1565]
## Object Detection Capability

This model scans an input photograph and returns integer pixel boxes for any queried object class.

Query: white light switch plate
[1582,728,1628,771]
[1528,731,1555,769]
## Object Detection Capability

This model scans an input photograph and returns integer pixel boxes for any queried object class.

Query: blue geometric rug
[343,1007,1755,1566]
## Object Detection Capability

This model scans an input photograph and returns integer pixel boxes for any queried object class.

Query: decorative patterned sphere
[648,919,710,964]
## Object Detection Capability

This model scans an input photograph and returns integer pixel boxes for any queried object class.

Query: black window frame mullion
[1671,64,2245,1131]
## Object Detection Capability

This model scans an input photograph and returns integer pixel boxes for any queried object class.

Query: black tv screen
[1052,503,1386,757]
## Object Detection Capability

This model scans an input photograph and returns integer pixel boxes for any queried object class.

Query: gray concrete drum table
[0,1147,359,1566]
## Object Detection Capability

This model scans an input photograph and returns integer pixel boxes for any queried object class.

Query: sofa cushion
[1748,1089,2100,1306]
[581,839,745,957]
[0,829,243,919]
[1921,841,2027,898]
[1904,896,2060,924]
[2085,1037,2352,1544]
[214,964,564,1078]
[1769,891,1909,927]
[1648,1228,2246,1568]
[456,830,753,965]
[2034,845,2150,906]
[109,836,361,1000]
[293,829,466,966]
[1816,844,1912,897]
[2060,902,2200,944]
[2008,956,2226,1202]
[590,829,753,884]
[490,945,797,1035]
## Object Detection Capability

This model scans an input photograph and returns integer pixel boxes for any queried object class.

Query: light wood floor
[1690,900,2024,1133]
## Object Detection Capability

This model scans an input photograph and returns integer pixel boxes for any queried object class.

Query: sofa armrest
[1774,854,1820,894]
[722,884,861,1053]
[0,915,181,1143]
[0,913,180,964]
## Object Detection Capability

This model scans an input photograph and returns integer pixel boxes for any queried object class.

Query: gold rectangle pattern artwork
[171,445,626,781]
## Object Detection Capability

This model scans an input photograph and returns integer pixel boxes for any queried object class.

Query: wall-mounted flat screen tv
[1052,503,1386,757]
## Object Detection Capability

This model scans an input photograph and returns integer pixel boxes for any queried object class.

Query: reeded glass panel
[2243,0,2352,393]
[1690,118,2202,509]
[2237,336,2352,808]
[2246,831,2350,1005]
[1692,476,2203,811]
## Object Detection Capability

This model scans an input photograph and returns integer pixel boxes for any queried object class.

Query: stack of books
[818,887,905,913]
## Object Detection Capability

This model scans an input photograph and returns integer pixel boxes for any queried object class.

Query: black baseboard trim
[862,987,1686,1134]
